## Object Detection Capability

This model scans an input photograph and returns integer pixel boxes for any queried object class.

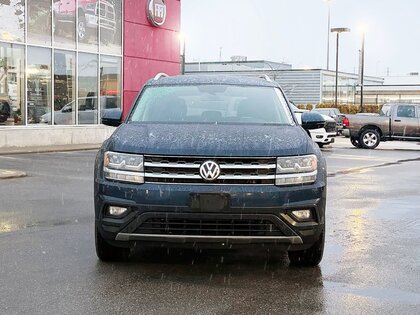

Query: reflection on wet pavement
[0,145,420,314]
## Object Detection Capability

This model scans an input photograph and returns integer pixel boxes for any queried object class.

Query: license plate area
[190,193,230,212]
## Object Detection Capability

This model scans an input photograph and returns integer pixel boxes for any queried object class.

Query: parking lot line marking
[328,154,389,161]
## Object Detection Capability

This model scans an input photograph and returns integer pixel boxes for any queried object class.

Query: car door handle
[394,119,401,122]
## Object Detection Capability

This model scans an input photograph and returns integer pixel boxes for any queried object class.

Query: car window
[129,85,294,125]
[397,105,416,118]
[380,105,392,116]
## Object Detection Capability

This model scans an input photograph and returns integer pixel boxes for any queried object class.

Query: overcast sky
[181,0,420,77]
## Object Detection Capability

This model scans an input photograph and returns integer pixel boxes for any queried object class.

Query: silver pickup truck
[347,103,420,149]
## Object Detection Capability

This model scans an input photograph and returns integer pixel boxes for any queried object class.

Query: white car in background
[291,104,336,147]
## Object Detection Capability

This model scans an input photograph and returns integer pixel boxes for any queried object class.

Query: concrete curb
[0,144,102,155]
[0,169,27,179]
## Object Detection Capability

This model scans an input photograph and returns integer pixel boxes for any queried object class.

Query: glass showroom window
[28,0,52,46]
[78,52,98,124]
[100,56,121,112]
[100,0,122,55]
[78,0,99,52]
[27,47,52,125]
[0,43,25,125]
[1,0,123,126]
[54,50,76,125]
[53,0,76,49]
[0,0,25,43]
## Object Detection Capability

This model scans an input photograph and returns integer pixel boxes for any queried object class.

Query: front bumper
[95,179,326,250]
[310,129,336,144]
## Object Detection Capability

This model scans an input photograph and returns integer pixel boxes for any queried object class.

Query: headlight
[276,155,317,186]
[103,151,144,184]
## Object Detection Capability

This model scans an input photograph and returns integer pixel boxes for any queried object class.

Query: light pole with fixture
[324,0,332,70]
[331,27,350,107]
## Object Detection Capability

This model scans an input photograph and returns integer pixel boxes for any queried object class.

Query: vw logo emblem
[199,161,221,181]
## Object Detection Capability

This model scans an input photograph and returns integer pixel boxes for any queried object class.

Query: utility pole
[360,32,365,112]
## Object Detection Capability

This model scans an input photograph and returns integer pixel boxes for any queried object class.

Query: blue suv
[95,75,327,266]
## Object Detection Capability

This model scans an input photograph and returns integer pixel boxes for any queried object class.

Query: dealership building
[0,0,180,149]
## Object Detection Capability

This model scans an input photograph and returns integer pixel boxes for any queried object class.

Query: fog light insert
[108,206,128,216]
[291,210,312,221]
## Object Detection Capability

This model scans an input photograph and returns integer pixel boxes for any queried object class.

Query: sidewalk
[0,143,102,155]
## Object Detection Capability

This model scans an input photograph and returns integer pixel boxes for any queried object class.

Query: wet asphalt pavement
[0,138,419,314]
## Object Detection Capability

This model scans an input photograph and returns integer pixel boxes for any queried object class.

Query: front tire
[288,229,325,267]
[95,224,130,262]
[359,129,380,149]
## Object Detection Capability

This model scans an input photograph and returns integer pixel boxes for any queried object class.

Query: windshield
[129,85,293,125]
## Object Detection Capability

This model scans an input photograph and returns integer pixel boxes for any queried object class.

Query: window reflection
[53,0,76,49]
[78,0,99,52]
[0,43,25,125]
[78,53,98,124]
[54,50,76,125]
[0,0,25,42]
[100,56,121,114]
[100,0,122,55]
[28,0,52,46]
[27,47,52,125]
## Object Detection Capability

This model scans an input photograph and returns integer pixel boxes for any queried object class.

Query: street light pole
[360,31,365,112]
[331,27,350,107]
[325,0,331,70]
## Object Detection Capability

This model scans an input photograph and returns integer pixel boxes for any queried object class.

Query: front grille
[325,121,337,133]
[144,155,276,184]
[135,217,284,236]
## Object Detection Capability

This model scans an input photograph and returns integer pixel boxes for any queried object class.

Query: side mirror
[301,112,325,130]
[102,108,122,127]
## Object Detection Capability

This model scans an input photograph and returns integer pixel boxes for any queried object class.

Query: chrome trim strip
[115,233,303,244]
[144,155,276,160]
[144,173,276,180]
[145,162,200,169]
[144,162,276,170]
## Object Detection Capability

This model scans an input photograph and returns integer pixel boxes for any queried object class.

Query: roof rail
[258,74,272,82]
[154,73,169,80]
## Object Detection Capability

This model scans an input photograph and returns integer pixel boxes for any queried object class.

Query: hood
[107,123,312,157]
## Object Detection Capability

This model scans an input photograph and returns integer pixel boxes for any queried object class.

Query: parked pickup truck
[347,103,420,149]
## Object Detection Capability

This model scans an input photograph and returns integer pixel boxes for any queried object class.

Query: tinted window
[397,105,416,118]
[130,85,293,125]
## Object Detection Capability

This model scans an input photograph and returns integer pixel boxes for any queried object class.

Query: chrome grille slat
[144,155,276,184]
